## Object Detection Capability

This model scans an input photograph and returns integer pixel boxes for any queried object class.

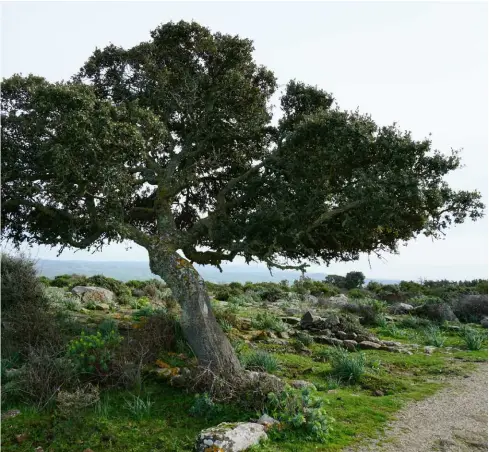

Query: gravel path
[345,362,488,452]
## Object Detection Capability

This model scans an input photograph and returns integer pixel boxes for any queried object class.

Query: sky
[1,1,488,281]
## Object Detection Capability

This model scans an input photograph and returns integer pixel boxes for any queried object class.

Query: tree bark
[148,249,242,378]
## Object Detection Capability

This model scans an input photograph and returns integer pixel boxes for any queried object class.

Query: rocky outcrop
[71,286,115,303]
[196,422,267,452]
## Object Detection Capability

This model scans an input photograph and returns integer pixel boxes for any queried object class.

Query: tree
[344,271,366,290]
[324,275,347,288]
[2,20,484,378]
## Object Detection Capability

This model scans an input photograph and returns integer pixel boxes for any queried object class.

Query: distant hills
[34,259,400,285]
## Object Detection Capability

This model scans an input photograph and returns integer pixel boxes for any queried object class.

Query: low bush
[189,392,223,419]
[266,387,333,443]
[67,330,123,380]
[240,350,279,373]
[452,295,488,323]
[461,327,486,350]
[329,347,366,384]
[251,312,287,332]
[423,325,446,347]
[348,288,370,299]
[295,331,314,347]
[397,316,433,330]
[56,383,100,417]
[344,298,387,326]
[412,300,458,323]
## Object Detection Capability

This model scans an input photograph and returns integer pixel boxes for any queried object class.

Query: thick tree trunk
[148,249,242,378]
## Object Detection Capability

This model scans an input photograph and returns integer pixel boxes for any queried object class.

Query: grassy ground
[1,289,487,452]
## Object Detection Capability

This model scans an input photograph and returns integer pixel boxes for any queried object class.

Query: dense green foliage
[2,21,484,274]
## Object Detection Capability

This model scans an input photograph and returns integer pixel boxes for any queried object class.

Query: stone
[343,340,358,351]
[1,409,21,420]
[387,303,414,315]
[373,389,384,397]
[15,433,28,444]
[239,318,252,330]
[71,286,115,303]
[381,340,402,347]
[358,341,382,350]
[256,414,279,428]
[300,311,319,326]
[482,317,488,328]
[304,294,319,305]
[196,422,267,452]
[328,293,348,305]
[277,331,289,339]
[335,331,348,340]
[281,317,301,325]
[424,346,436,355]
[379,345,400,353]
[290,380,316,390]
[314,336,343,347]
[346,332,358,340]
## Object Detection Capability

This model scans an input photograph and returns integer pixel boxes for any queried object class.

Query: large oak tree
[1,21,484,378]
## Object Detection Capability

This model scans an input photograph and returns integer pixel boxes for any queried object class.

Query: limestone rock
[71,286,115,303]
[290,380,316,390]
[196,422,267,452]
[314,336,343,346]
[343,340,358,351]
[358,341,381,350]
[256,414,279,428]
[326,293,349,307]
[335,331,348,340]
[387,303,414,315]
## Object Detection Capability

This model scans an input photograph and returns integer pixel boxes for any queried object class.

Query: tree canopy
[1,20,485,270]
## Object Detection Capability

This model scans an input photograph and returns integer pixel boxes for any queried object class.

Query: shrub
[266,388,333,443]
[344,298,387,326]
[348,288,370,299]
[413,301,458,323]
[240,350,279,373]
[117,293,133,306]
[124,394,153,420]
[398,316,433,330]
[84,275,131,297]
[251,312,287,332]
[324,274,347,289]
[329,347,366,384]
[461,327,486,350]
[295,331,314,347]
[98,319,118,337]
[423,325,446,347]
[126,279,146,289]
[189,392,223,419]
[2,345,79,409]
[67,330,122,379]
[56,384,100,417]
[452,295,488,323]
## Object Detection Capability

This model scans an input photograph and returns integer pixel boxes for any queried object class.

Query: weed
[124,393,154,420]
[240,350,279,373]
[189,392,222,419]
[461,327,486,350]
[295,331,314,347]
[423,325,446,347]
[251,312,287,332]
[329,347,366,384]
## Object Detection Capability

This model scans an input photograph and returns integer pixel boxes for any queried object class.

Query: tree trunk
[148,249,242,378]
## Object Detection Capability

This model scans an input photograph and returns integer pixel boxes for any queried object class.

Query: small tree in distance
[345,271,366,290]
[1,21,484,380]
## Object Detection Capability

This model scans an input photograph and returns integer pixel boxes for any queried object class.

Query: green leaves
[1,20,484,269]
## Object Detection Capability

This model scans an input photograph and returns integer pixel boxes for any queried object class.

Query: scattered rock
[256,414,279,428]
[290,380,316,390]
[300,311,321,326]
[1,409,21,420]
[326,293,349,307]
[343,340,358,351]
[304,294,319,305]
[314,336,343,347]
[335,331,348,340]
[387,303,414,315]
[196,422,267,452]
[281,317,301,325]
[358,341,382,350]
[424,346,436,355]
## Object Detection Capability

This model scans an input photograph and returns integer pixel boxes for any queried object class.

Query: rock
[290,380,316,390]
[304,294,319,305]
[381,340,402,347]
[196,422,267,452]
[335,331,348,340]
[402,350,413,355]
[346,332,358,340]
[1,409,21,420]
[277,331,289,339]
[380,345,401,353]
[358,341,382,350]
[15,433,28,444]
[329,293,349,305]
[256,414,279,428]
[268,332,278,339]
[155,368,173,379]
[424,346,436,355]
[412,302,458,323]
[300,311,320,326]
[314,336,343,347]
[71,286,115,303]
[373,389,384,397]
[387,303,414,315]
[239,318,252,330]
[299,348,312,356]
[35,447,44,452]
[281,317,301,325]
[343,340,358,351]
[482,317,488,328]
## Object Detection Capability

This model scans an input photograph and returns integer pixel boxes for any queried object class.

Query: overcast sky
[1,1,488,281]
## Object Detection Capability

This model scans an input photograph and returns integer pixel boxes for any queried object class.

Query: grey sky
[2,1,488,281]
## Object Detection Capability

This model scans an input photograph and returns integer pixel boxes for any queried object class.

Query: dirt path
[345,362,488,452]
